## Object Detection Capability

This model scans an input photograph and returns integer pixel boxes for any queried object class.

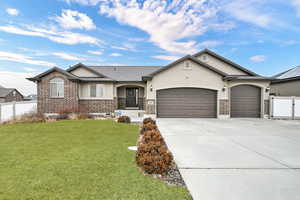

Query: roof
[88,65,163,81]
[272,66,300,84]
[143,55,228,80]
[274,66,300,79]
[224,75,274,81]
[66,63,108,78]
[0,88,14,98]
[193,49,259,76]
[27,67,79,81]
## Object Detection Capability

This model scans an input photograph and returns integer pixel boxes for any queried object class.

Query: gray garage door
[231,85,261,118]
[157,88,217,118]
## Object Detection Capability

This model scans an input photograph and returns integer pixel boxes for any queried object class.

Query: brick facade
[145,99,156,114]
[37,72,79,114]
[219,99,229,115]
[79,98,117,113]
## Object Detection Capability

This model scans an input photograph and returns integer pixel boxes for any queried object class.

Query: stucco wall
[271,80,300,96]
[79,82,114,100]
[70,67,99,77]
[195,53,248,75]
[147,60,225,100]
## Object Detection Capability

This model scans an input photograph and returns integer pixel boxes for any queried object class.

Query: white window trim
[79,84,110,100]
[49,78,64,98]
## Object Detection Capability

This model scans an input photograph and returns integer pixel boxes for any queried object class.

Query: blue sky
[0,0,300,95]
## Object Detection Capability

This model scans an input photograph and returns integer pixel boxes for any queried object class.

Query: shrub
[136,129,173,175]
[143,117,156,125]
[57,106,88,120]
[117,116,131,123]
[2,112,46,124]
[140,122,158,135]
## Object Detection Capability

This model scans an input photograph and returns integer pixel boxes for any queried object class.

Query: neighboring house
[28,49,273,118]
[271,66,300,96]
[24,94,37,101]
[0,87,24,103]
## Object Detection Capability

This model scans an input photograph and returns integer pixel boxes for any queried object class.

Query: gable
[195,53,248,75]
[151,59,224,91]
[70,67,99,77]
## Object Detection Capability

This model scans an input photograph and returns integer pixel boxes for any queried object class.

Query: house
[271,66,300,96]
[0,85,24,103]
[28,49,273,118]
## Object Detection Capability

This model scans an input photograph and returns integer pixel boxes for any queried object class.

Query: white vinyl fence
[270,96,300,119]
[0,101,37,122]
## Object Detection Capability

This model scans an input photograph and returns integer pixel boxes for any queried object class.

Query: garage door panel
[157,88,217,118]
[231,85,261,118]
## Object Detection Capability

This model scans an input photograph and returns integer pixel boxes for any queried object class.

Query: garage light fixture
[265,87,270,92]
[150,85,153,92]
[222,86,227,92]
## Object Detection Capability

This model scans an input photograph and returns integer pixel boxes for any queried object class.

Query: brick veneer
[264,100,270,115]
[37,72,79,114]
[219,99,229,115]
[79,98,117,113]
[145,99,156,114]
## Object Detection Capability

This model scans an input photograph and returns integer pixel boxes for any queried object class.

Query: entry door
[126,88,138,107]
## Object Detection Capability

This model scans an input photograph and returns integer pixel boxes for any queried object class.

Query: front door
[126,88,138,107]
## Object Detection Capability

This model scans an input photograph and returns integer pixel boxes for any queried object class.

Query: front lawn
[0,120,191,200]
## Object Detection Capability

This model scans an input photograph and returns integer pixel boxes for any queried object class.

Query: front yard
[0,120,191,200]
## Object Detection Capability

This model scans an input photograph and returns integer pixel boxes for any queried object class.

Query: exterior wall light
[150,85,153,92]
[265,87,270,92]
[222,86,227,92]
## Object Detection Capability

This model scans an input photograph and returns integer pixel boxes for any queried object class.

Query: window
[12,91,16,96]
[90,84,97,97]
[80,84,104,98]
[50,77,64,97]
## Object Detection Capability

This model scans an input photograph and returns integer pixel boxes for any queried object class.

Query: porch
[116,85,145,110]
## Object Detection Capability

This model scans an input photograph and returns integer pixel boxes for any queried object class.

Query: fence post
[13,101,16,120]
[292,97,295,120]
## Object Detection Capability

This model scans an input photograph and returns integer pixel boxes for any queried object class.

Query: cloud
[0,25,101,45]
[224,0,273,27]
[63,0,103,5]
[110,53,122,56]
[292,0,300,17]
[6,8,19,16]
[0,71,37,95]
[52,52,81,60]
[250,55,266,62]
[152,55,180,61]
[0,51,56,66]
[198,40,223,47]
[23,67,37,72]
[87,50,103,55]
[98,1,229,54]
[54,9,96,30]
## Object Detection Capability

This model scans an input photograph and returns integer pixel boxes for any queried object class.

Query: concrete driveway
[157,118,300,200]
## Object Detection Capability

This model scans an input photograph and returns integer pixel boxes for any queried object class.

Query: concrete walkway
[157,118,300,200]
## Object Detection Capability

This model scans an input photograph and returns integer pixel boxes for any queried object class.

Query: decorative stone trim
[146,99,156,114]
[264,100,270,115]
[219,99,229,115]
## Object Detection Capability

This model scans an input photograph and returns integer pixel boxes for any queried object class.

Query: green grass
[0,120,191,200]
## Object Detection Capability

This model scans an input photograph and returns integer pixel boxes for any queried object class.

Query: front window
[50,77,64,97]
[80,84,104,98]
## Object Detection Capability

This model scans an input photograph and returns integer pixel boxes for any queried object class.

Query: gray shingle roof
[275,66,300,79]
[88,66,163,81]
[0,88,14,98]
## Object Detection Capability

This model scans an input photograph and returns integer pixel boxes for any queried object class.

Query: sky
[0,0,300,95]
